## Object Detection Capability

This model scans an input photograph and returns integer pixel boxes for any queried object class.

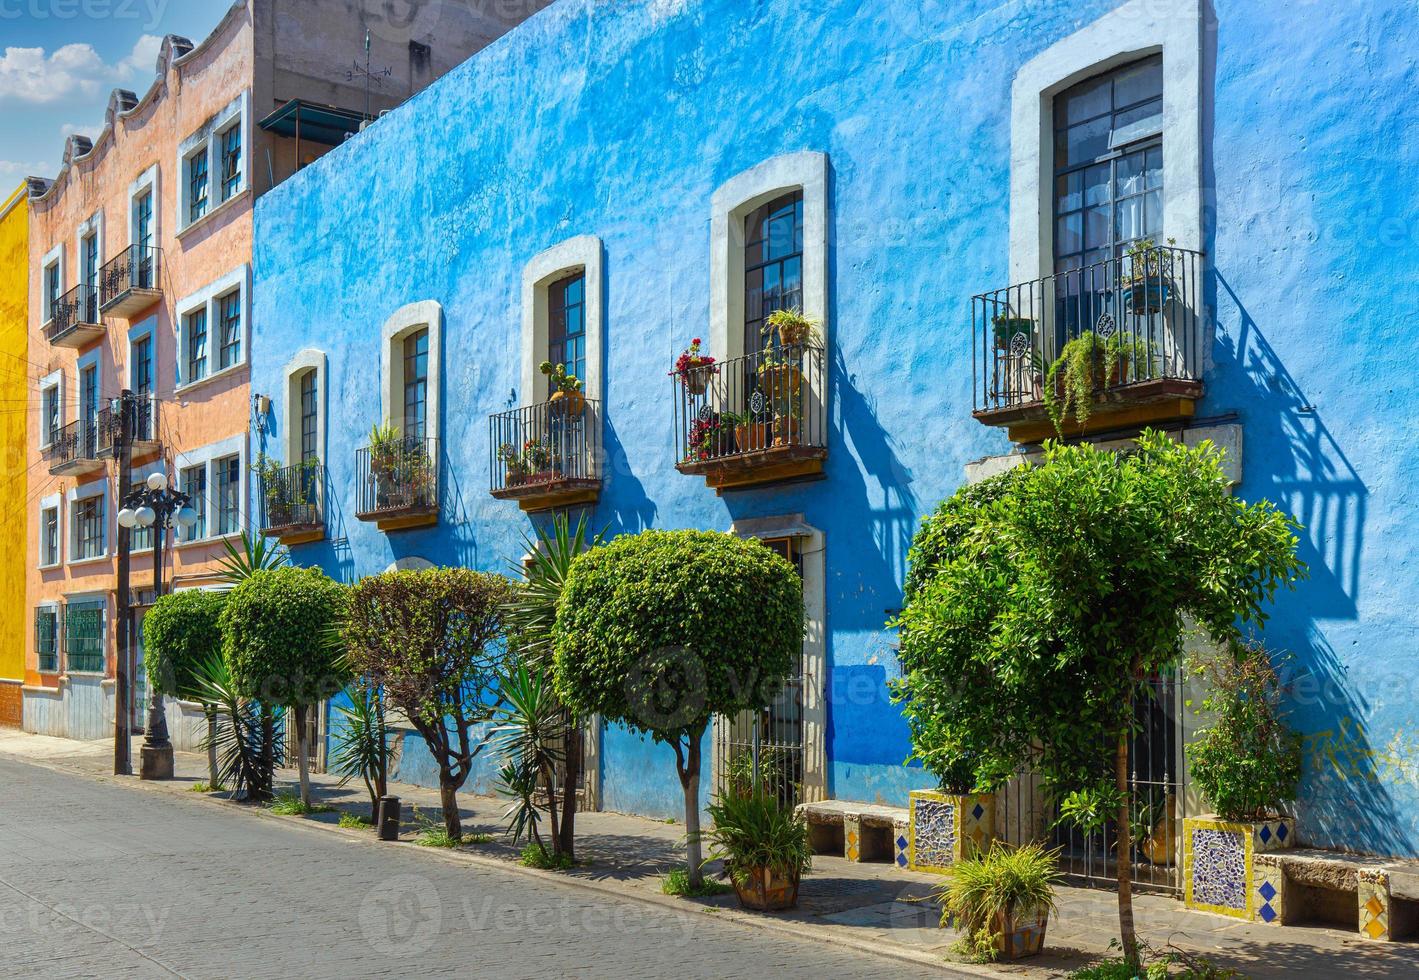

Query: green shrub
[1188,641,1302,821]
[338,812,372,830]
[222,566,347,708]
[662,866,732,897]
[699,789,811,889]
[268,792,333,816]
[937,842,1060,941]
[143,589,226,699]
[520,842,574,870]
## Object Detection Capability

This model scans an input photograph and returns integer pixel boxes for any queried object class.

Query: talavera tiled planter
[907,790,996,874]
[1182,814,1295,919]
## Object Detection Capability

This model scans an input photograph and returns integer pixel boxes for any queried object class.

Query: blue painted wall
[253,0,1419,852]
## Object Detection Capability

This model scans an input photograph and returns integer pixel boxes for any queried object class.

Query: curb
[0,747,1008,978]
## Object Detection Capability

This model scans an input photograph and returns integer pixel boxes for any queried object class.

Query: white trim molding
[173,432,248,547]
[282,349,328,465]
[709,151,830,363]
[127,164,160,246]
[65,478,108,564]
[37,493,62,570]
[380,300,444,444]
[176,89,250,237]
[174,263,251,391]
[520,236,605,406]
[74,209,105,289]
[38,369,65,448]
[1009,0,1204,283]
[40,242,65,325]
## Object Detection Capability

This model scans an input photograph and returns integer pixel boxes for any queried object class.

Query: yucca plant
[698,788,812,909]
[216,531,289,585]
[936,842,1062,960]
[190,652,282,802]
[328,680,389,824]
[491,664,569,858]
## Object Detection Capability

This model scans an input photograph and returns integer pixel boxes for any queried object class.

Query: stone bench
[796,799,910,869]
[1254,848,1419,941]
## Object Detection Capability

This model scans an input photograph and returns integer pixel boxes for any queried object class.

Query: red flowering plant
[671,338,718,393]
[685,413,733,463]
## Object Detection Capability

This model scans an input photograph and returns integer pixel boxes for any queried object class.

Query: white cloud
[0,158,52,184]
[0,35,163,105]
[60,122,101,140]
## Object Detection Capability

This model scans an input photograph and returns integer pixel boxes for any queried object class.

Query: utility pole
[113,390,134,776]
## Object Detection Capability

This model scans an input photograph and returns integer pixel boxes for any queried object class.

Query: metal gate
[998,673,1186,895]
[283,701,325,774]
[715,537,805,809]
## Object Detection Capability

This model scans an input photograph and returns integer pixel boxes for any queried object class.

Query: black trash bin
[377,795,402,841]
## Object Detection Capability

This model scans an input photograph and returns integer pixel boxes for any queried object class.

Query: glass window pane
[1113,57,1163,108]
[1061,76,1111,125]
[1083,163,1111,207]
[1084,206,1111,250]
[1117,151,1147,196]
[1111,99,1163,148]
[1059,116,1110,168]
[1142,189,1163,239]
[1115,194,1146,244]
[1145,146,1163,189]
[1056,213,1083,256]
[1055,172,1082,213]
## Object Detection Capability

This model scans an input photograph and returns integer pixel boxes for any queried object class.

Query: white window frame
[381,300,443,444]
[520,236,604,407]
[283,349,327,465]
[176,90,249,237]
[38,368,65,449]
[38,493,62,569]
[40,242,64,325]
[75,209,104,287]
[709,151,830,364]
[172,432,247,549]
[60,592,107,676]
[66,479,108,566]
[127,164,160,247]
[34,600,61,674]
[175,264,250,392]
[1008,0,1204,284]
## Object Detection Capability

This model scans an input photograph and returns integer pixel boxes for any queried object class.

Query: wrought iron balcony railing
[972,244,1204,422]
[260,462,325,538]
[43,418,102,476]
[99,244,161,317]
[45,283,102,347]
[96,393,160,457]
[489,398,601,508]
[673,343,827,488]
[355,436,439,525]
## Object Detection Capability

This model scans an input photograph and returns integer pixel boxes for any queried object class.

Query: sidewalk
[2,729,1415,978]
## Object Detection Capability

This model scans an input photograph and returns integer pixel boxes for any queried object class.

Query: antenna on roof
[346,28,393,123]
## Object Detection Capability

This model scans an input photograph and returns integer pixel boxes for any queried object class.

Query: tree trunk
[1116,726,1139,967]
[439,777,462,842]
[680,733,704,889]
[295,704,311,808]
[256,705,275,803]
[542,761,561,857]
[205,708,218,786]
[559,721,581,860]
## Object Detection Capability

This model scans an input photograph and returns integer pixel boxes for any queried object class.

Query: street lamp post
[118,470,199,780]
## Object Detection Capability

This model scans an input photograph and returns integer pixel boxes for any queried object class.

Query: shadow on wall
[599,420,658,535]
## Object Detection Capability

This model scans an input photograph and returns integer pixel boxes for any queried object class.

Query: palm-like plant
[190,652,282,801]
[492,664,569,858]
[217,531,289,585]
[328,681,389,824]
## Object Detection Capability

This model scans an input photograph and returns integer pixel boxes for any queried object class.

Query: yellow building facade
[0,184,29,726]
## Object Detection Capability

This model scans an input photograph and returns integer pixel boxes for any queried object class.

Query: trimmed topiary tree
[553,529,804,889]
[342,567,516,841]
[892,431,1305,966]
[222,565,348,808]
[144,589,226,785]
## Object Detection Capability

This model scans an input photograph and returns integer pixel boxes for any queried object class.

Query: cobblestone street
[0,756,962,979]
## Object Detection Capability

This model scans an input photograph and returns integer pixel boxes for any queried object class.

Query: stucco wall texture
[253,0,1419,855]
[0,185,30,721]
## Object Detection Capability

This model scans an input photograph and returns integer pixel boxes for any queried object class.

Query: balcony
[99,244,161,318]
[259,462,326,544]
[44,283,103,348]
[96,394,161,460]
[972,244,1205,444]
[489,398,601,512]
[673,343,827,492]
[354,436,439,530]
[43,419,103,478]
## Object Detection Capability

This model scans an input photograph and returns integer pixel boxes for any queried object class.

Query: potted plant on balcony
[992,313,1035,352]
[685,413,734,463]
[521,438,554,483]
[540,360,586,416]
[937,842,1061,962]
[671,338,717,396]
[498,442,528,487]
[757,345,803,398]
[765,307,821,348]
[1042,332,1156,432]
[1122,237,1177,315]
[698,786,812,912]
[726,411,768,454]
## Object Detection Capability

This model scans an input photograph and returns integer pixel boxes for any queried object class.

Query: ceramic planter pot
[681,364,712,396]
[760,363,802,396]
[735,421,769,452]
[1183,814,1295,921]
[993,907,1049,960]
[773,416,800,447]
[550,389,586,416]
[732,865,800,911]
[908,790,996,873]
[1123,279,1171,315]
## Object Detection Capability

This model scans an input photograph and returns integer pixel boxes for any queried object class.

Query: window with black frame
[220,124,241,200]
[744,191,804,356]
[402,329,429,443]
[188,150,209,223]
[35,607,59,672]
[1052,56,1163,348]
[547,273,586,396]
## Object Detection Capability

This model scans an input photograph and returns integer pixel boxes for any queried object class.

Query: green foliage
[723,750,786,800]
[936,842,1060,941]
[416,825,463,848]
[520,842,575,870]
[698,789,812,889]
[662,866,732,897]
[328,682,389,823]
[143,589,225,699]
[1072,940,1238,979]
[553,529,803,742]
[505,512,607,668]
[222,566,348,709]
[1042,332,1154,434]
[492,664,569,855]
[764,307,821,347]
[188,781,226,793]
[190,652,281,800]
[338,812,372,830]
[1188,641,1302,821]
[539,359,583,393]
[269,792,333,816]
[217,531,289,585]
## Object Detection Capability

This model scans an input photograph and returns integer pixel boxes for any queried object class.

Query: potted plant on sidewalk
[540,360,586,416]
[937,842,1061,962]
[699,786,813,911]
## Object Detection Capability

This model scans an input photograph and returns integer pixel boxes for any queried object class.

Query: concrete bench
[796,799,910,869]
[1254,848,1419,941]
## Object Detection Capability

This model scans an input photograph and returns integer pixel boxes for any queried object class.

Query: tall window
[744,191,804,354]
[44,262,60,321]
[218,291,241,369]
[402,328,429,441]
[65,600,105,673]
[40,507,59,566]
[128,480,153,552]
[180,465,206,541]
[300,370,318,463]
[79,365,98,455]
[1052,55,1163,273]
[135,189,154,288]
[188,151,209,223]
[74,495,103,560]
[35,608,59,672]
[41,385,59,446]
[216,454,241,535]
[186,309,208,382]
[220,124,242,200]
[547,273,586,396]
[131,335,152,395]
[81,234,98,320]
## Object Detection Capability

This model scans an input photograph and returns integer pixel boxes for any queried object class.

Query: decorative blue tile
[971,803,985,820]
[1259,881,1276,901]
[897,835,908,849]
[896,853,908,867]
[911,797,958,869]
[1259,825,1272,844]
[1276,822,1289,842]
[1259,903,1276,923]
[1190,827,1247,911]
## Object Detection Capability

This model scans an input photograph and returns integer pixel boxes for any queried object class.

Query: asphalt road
[0,756,955,979]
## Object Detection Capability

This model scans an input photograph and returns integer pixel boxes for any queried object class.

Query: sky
[0,0,236,191]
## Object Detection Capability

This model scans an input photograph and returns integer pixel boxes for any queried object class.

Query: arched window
[298,369,318,463]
